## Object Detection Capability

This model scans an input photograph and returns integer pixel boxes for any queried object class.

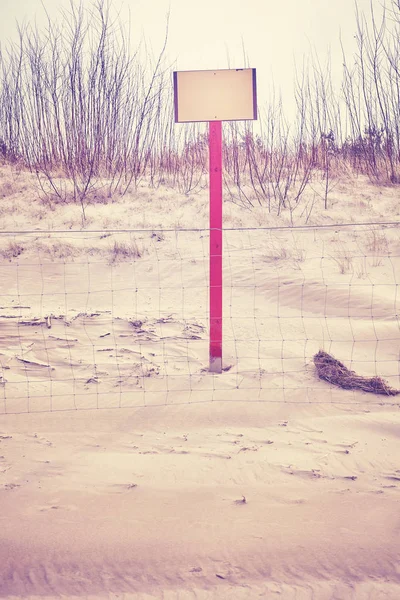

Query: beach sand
[0,165,399,598]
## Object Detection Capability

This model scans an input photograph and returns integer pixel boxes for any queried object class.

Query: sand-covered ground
[0,165,400,598]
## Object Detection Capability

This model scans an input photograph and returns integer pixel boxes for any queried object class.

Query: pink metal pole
[209,121,223,373]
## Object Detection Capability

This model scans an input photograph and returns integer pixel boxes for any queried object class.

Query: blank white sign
[173,68,257,123]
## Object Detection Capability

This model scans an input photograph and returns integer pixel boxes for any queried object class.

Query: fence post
[209,120,223,373]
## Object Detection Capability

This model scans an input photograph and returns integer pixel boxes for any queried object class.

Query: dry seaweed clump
[314,350,400,396]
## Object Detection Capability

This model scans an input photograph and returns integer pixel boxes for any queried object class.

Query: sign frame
[173,68,257,123]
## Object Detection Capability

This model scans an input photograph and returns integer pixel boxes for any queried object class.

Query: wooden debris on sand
[313,350,399,396]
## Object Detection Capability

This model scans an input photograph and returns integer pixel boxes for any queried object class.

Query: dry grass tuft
[332,248,353,274]
[262,245,290,262]
[365,229,388,254]
[109,239,144,263]
[365,229,389,267]
[0,181,14,197]
[34,241,78,259]
[314,350,399,396]
[0,241,24,260]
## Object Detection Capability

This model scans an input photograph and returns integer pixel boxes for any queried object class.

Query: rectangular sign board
[173,68,257,123]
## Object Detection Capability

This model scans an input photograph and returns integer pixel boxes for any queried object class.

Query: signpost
[209,120,223,373]
[173,68,257,373]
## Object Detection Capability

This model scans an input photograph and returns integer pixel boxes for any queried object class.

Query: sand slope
[0,167,400,598]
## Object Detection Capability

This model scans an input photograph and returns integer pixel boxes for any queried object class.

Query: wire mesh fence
[0,222,399,413]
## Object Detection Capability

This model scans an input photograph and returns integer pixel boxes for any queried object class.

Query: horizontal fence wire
[0,222,399,414]
[0,220,399,235]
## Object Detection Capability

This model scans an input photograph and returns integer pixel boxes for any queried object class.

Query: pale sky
[0,0,379,120]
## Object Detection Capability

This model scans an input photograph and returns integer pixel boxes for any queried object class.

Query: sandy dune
[0,167,400,598]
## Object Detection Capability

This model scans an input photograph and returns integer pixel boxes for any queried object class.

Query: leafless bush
[331,247,354,274]
[1,0,400,220]
[0,0,171,222]
[341,1,400,184]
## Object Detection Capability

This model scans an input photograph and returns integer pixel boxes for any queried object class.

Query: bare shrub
[364,229,389,267]
[331,248,353,274]
[365,229,389,254]
[355,258,368,279]
[0,0,171,222]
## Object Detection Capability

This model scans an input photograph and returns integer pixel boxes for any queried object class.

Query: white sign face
[173,68,257,123]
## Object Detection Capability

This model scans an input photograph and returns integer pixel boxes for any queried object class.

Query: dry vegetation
[0,241,24,259]
[314,350,400,396]
[108,239,144,263]
[0,1,400,225]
